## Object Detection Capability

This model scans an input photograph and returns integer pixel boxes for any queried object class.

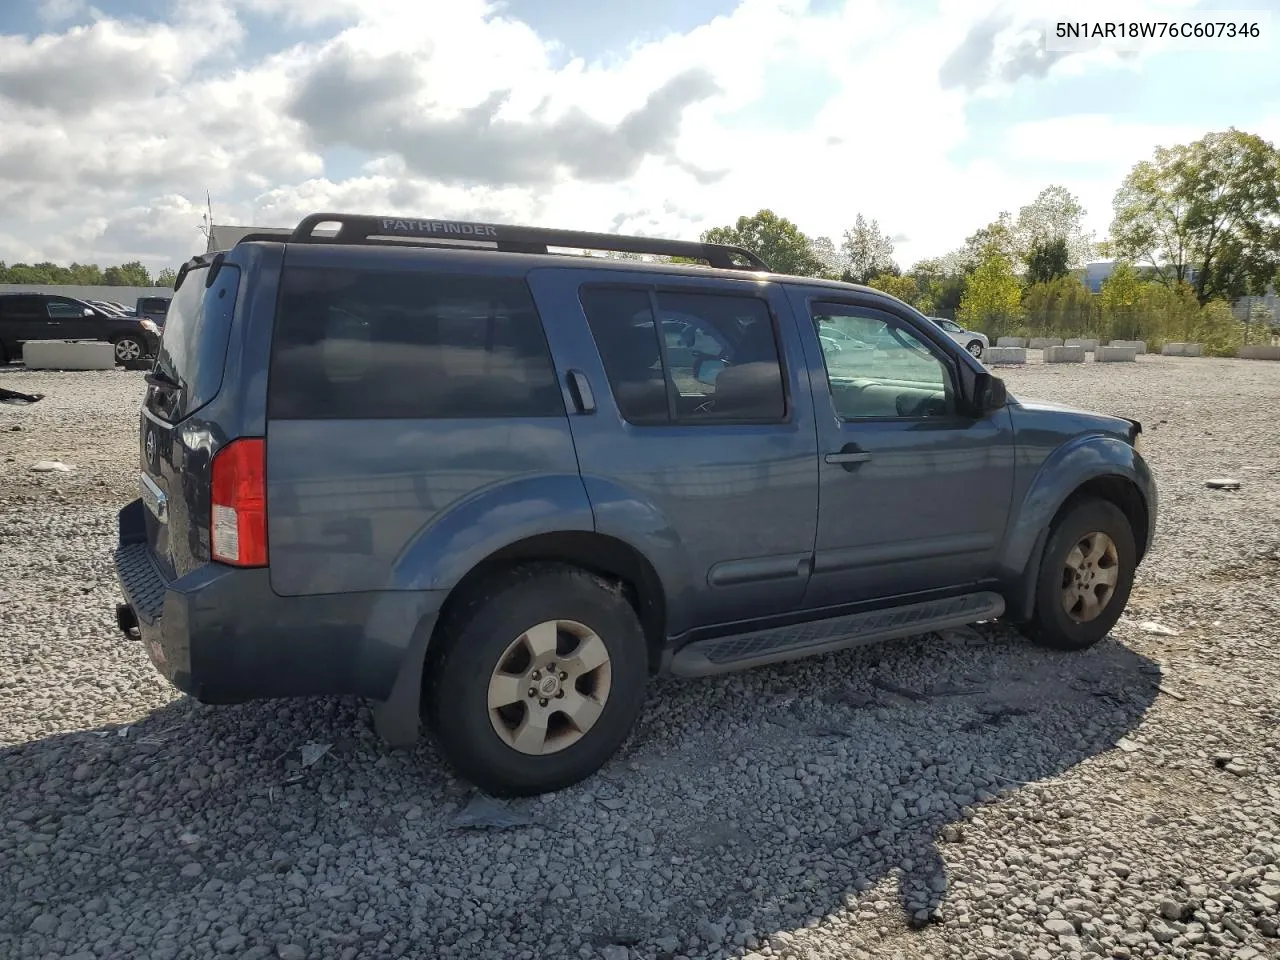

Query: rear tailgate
[139,260,242,580]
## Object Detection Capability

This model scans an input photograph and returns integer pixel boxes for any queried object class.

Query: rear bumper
[113,499,445,705]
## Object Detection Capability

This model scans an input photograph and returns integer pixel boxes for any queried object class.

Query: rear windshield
[267,267,563,420]
[138,298,171,313]
[146,264,240,423]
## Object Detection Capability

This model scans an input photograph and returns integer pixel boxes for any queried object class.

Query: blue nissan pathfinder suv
[114,214,1156,796]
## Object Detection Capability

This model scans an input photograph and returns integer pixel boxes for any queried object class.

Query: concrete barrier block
[996,337,1027,348]
[1161,342,1205,357]
[1028,337,1065,349]
[23,340,115,370]
[1044,345,1086,363]
[1065,338,1098,352]
[1239,345,1280,360]
[1110,339,1147,355]
[986,346,1027,364]
[1096,345,1137,363]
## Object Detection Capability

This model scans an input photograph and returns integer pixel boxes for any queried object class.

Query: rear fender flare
[390,474,595,591]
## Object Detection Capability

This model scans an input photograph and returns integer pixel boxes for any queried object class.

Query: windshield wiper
[144,369,181,393]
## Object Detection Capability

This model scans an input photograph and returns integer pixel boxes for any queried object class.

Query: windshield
[146,264,240,423]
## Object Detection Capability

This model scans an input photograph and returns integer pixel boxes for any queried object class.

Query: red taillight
[211,438,267,567]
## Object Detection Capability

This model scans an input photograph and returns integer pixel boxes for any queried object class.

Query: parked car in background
[113,213,1155,797]
[136,296,172,326]
[88,299,127,316]
[0,293,161,366]
[927,317,989,358]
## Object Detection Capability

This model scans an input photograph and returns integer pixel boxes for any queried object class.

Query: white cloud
[0,0,1271,274]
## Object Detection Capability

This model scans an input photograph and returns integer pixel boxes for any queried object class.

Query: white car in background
[927,317,988,358]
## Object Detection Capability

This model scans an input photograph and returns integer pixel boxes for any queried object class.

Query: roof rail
[234,231,298,246]
[285,213,771,271]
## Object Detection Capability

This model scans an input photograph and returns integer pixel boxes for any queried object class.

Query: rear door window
[580,286,787,424]
[267,268,564,420]
[146,264,240,423]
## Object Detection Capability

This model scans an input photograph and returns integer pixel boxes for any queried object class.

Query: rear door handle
[565,369,595,414]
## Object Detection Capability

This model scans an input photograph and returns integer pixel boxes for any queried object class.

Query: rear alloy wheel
[966,340,984,358]
[486,619,612,756]
[113,336,143,364]
[1024,499,1136,651]
[426,564,648,796]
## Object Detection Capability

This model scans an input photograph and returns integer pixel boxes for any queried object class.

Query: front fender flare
[998,434,1156,620]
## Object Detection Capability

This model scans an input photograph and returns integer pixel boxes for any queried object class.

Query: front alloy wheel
[966,340,985,358]
[1024,499,1136,651]
[1060,531,1120,623]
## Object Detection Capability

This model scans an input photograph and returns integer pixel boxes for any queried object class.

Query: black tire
[425,563,648,796]
[1023,499,1136,651]
[966,340,984,358]
[111,335,144,366]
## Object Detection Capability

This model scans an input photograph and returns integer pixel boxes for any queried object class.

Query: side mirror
[973,372,1007,414]
[83,307,94,317]
[693,357,729,386]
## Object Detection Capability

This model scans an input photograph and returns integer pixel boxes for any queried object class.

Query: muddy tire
[1023,499,1136,651]
[425,564,648,796]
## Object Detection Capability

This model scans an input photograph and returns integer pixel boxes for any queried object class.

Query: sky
[0,0,1277,272]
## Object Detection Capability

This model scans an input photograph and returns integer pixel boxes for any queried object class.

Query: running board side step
[669,591,1004,678]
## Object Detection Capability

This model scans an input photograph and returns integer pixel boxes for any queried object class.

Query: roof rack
[278,213,770,271]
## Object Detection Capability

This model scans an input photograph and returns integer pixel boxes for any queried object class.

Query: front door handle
[825,445,873,471]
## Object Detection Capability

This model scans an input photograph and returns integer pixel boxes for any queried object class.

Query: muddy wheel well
[436,532,668,673]
[1056,475,1151,560]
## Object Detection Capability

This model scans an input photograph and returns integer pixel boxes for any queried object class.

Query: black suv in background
[0,293,162,366]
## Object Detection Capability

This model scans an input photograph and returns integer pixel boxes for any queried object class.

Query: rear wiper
[144,369,181,393]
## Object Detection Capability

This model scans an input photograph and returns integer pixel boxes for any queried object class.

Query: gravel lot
[2,355,1279,960]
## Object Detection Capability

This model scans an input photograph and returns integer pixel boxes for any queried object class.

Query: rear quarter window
[146,265,240,422]
[267,268,564,420]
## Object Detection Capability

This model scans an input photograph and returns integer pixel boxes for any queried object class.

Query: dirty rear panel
[138,244,282,580]
[263,244,583,597]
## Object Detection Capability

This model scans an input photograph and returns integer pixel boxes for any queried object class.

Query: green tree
[1195,300,1243,356]
[103,260,152,286]
[1025,236,1070,285]
[955,212,1018,273]
[958,247,1023,337]
[865,273,918,304]
[701,210,827,277]
[1015,185,1096,269]
[155,268,178,288]
[1098,261,1141,341]
[807,236,840,279]
[907,257,964,316]
[837,213,897,283]
[1022,274,1097,338]
[1111,128,1280,304]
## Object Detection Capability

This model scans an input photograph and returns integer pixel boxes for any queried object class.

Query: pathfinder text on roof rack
[380,219,499,237]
